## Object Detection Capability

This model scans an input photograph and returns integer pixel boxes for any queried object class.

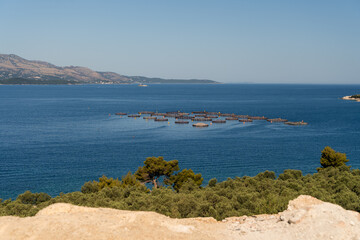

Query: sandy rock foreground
[0,195,359,240]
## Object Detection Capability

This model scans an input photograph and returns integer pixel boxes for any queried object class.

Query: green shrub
[2,148,360,220]
[17,191,51,205]
[208,178,217,187]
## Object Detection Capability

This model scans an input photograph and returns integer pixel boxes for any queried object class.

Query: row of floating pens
[110,111,308,126]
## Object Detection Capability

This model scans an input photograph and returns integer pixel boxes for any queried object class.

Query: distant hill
[0,54,218,84]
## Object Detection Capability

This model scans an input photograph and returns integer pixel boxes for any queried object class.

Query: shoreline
[342,96,360,102]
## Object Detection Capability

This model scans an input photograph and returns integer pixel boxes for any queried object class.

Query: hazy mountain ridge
[0,54,217,84]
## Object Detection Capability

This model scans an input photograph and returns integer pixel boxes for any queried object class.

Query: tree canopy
[318,146,349,170]
[3,146,359,220]
[165,169,203,192]
[135,156,179,188]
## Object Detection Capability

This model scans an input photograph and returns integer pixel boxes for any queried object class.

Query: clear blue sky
[1,0,359,83]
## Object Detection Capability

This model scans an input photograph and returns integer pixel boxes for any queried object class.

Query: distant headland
[342,95,360,102]
[0,54,219,85]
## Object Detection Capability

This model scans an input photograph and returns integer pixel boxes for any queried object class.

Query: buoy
[271,121,272,123]
[135,117,136,119]
[210,122,212,125]
[243,122,245,124]
[109,113,111,116]
[168,122,170,124]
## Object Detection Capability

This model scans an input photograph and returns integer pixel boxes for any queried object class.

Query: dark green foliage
[2,148,360,220]
[97,175,121,189]
[278,170,303,180]
[135,156,179,188]
[350,94,360,99]
[81,175,121,194]
[318,146,349,170]
[208,178,217,187]
[2,166,360,219]
[81,181,99,194]
[121,171,142,188]
[166,169,203,192]
[81,173,141,194]
[255,170,276,180]
[17,191,51,205]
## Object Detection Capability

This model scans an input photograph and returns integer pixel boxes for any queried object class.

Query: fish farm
[114,110,308,127]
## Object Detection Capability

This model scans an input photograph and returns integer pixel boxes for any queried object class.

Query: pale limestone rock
[0,195,359,240]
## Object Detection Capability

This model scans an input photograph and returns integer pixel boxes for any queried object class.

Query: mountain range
[0,54,217,84]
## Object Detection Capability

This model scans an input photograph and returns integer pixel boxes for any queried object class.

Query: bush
[208,178,217,187]
[17,191,51,205]
[166,169,203,192]
[81,181,99,193]
[278,170,303,180]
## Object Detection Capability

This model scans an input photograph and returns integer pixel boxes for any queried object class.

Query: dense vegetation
[1,147,359,220]
[350,94,360,99]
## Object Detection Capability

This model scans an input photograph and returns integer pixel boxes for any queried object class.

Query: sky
[0,0,359,83]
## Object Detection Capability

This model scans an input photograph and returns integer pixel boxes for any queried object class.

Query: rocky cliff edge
[0,195,359,240]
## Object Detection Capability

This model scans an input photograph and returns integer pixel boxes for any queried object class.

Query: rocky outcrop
[342,96,360,102]
[0,195,359,240]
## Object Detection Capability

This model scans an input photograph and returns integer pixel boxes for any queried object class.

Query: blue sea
[1,84,360,199]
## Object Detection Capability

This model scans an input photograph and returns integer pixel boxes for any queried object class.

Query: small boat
[193,123,209,127]
[138,84,148,87]
[115,112,127,115]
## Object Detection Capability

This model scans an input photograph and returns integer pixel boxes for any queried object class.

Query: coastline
[342,96,360,102]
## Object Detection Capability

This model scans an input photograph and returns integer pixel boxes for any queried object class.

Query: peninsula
[0,54,218,85]
[342,95,360,102]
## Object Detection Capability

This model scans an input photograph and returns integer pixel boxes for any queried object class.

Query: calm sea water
[1,84,360,199]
